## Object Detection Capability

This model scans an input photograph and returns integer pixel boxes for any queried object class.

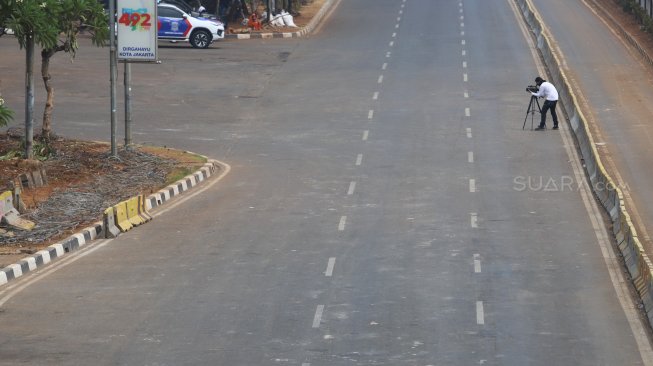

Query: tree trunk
[41,48,56,141]
[25,35,34,160]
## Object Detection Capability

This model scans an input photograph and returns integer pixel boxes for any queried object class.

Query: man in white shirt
[531,76,559,130]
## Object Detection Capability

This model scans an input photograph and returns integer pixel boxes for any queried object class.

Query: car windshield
[158,6,184,18]
[160,0,193,14]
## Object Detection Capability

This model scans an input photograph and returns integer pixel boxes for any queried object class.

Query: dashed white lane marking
[312,305,325,328]
[474,254,481,273]
[466,128,472,138]
[464,91,469,99]
[460,15,464,20]
[471,212,478,228]
[469,179,476,193]
[461,39,466,45]
[468,151,474,163]
[395,23,399,29]
[397,17,401,22]
[461,22,465,27]
[463,73,468,82]
[348,181,357,195]
[399,9,403,14]
[476,301,485,325]
[362,130,369,141]
[461,30,465,36]
[392,32,397,38]
[382,63,387,70]
[339,216,347,231]
[373,91,379,100]
[462,50,466,56]
[325,257,336,277]
[389,41,394,47]
[463,61,467,68]
[386,51,392,58]
[465,107,470,117]
[368,110,374,119]
[356,154,363,166]
[378,75,384,84]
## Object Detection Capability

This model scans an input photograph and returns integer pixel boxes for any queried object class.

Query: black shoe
[534,126,546,131]
[552,125,559,130]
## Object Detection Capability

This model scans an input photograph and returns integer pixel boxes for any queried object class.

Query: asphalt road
[531,0,653,252]
[0,0,651,364]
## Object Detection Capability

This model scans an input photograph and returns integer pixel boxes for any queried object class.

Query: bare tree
[39,0,108,141]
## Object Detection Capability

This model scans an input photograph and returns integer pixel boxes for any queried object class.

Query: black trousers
[540,100,558,127]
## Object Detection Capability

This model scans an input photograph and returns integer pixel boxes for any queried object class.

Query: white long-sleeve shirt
[532,81,558,101]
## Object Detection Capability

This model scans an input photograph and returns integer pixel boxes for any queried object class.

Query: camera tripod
[523,95,542,130]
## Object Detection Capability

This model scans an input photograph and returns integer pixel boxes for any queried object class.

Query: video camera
[526,85,539,93]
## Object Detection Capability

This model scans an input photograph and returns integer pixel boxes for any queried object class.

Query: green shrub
[619,0,653,34]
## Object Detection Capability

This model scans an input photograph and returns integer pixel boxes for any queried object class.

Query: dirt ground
[0,131,206,266]
[228,0,325,34]
[591,0,653,53]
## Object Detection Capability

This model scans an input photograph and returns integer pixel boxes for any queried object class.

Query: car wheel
[190,30,211,49]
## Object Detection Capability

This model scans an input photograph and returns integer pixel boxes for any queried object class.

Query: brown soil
[0,131,206,266]
[591,0,653,55]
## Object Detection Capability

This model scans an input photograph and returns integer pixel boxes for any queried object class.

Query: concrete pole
[109,0,118,157]
[124,62,133,150]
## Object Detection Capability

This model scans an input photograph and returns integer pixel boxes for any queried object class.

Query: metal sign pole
[109,0,118,157]
[124,62,132,149]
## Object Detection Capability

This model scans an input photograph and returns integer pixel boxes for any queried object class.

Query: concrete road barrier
[138,195,153,222]
[0,191,6,223]
[514,0,653,325]
[103,206,121,239]
[0,190,35,231]
[108,195,152,232]
[126,196,145,226]
[114,201,133,232]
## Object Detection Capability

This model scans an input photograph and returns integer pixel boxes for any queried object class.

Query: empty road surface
[0,0,651,364]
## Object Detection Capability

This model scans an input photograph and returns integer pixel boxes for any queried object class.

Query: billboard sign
[117,0,158,62]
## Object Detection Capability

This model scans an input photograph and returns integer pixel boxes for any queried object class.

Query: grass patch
[137,145,209,185]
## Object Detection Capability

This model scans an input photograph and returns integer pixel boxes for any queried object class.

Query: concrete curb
[224,0,338,40]
[144,159,217,210]
[0,156,224,287]
[0,223,102,285]
[514,0,653,325]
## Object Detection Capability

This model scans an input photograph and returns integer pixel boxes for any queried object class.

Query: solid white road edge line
[507,0,653,362]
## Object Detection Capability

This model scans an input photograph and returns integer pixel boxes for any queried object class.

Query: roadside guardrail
[514,0,653,325]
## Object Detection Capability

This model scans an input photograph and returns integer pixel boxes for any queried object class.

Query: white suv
[157,3,224,48]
